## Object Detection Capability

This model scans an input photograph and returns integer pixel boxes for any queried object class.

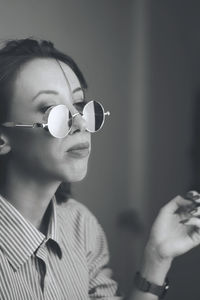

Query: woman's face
[5,58,91,183]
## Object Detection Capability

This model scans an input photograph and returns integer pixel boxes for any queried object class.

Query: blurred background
[1,0,200,298]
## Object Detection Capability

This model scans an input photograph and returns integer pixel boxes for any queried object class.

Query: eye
[39,105,54,114]
[74,101,86,112]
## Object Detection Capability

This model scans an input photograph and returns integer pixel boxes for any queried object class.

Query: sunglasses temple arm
[2,122,47,129]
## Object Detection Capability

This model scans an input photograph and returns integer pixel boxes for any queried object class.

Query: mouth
[66,142,90,158]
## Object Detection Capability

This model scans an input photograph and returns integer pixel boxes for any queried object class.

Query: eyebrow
[32,90,59,101]
[72,87,84,94]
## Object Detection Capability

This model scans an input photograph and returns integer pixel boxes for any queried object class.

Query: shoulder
[56,198,102,235]
[56,198,96,220]
[56,198,107,252]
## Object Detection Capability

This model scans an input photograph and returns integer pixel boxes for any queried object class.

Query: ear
[0,133,11,155]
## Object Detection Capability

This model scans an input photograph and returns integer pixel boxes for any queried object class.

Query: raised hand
[147,194,200,261]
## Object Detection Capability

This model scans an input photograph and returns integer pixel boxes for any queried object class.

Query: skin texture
[0,58,91,229]
[6,58,91,183]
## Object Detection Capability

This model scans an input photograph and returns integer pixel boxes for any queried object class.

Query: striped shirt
[0,195,122,299]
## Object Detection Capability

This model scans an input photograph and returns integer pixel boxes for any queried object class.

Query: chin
[60,163,88,183]
[70,172,87,182]
[64,170,87,183]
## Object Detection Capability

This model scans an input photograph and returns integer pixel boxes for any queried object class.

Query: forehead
[13,58,82,100]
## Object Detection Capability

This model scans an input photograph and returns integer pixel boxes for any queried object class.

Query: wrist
[140,243,172,285]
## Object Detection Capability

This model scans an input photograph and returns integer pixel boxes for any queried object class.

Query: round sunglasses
[2,100,110,138]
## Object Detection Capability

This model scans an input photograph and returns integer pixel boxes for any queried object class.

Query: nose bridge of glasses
[71,110,87,132]
[72,111,81,118]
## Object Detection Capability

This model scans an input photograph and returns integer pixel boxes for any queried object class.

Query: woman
[0,38,200,300]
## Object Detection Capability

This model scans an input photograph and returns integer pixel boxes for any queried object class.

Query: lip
[66,142,90,158]
[67,142,90,152]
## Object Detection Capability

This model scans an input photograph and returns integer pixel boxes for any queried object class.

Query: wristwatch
[134,271,169,299]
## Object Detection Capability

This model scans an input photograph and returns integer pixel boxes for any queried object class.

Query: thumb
[163,195,195,214]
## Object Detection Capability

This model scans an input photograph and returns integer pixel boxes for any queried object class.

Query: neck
[2,162,60,231]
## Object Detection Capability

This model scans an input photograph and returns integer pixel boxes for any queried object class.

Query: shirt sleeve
[85,213,123,299]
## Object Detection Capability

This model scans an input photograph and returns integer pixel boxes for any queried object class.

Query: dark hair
[0,38,88,204]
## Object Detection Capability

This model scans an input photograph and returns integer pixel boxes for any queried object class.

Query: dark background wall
[1,0,200,299]
[130,1,200,299]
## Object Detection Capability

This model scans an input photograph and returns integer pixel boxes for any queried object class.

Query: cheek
[8,128,91,182]
[8,129,61,162]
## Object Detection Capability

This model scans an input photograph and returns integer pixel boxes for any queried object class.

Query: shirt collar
[45,197,62,259]
[0,195,61,271]
[47,197,59,243]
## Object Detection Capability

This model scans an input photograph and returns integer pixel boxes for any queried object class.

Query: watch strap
[134,271,169,299]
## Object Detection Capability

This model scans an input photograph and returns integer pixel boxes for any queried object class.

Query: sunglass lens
[83,101,104,132]
[47,105,71,138]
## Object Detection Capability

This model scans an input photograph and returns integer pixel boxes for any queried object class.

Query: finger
[162,195,200,216]
[173,192,200,215]
[182,217,200,227]
[191,206,200,216]
[175,202,199,215]
[190,231,200,246]
[168,195,192,211]
[174,195,193,206]
[170,196,197,214]
[193,196,200,204]
[186,190,200,203]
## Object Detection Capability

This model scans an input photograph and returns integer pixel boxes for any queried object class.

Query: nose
[70,113,87,134]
